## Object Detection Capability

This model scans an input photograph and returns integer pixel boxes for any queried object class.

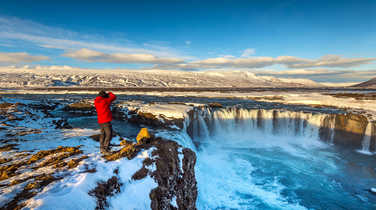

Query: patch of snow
[171,195,177,208]
[25,147,157,210]
[178,150,184,174]
[138,103,193,119]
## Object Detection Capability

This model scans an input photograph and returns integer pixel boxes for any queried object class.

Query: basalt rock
[52,118,73,129]
[320,113,371,149]
[333,114,368,148]
[111,106,127,120]
[370,123,376,152]
[148,139,197,210]
[0,143,18,151]
[1,174,61,210]
[105,136,198,209]
[0,102,14,109]
[128,111,184,130]
[89,169,123,210]
[208,102,223,108]
[63,101,95,115]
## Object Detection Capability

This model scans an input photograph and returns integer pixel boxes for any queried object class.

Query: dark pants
[99,122,112,151]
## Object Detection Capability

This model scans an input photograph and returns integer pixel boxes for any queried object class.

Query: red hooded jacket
[94,92,117,124]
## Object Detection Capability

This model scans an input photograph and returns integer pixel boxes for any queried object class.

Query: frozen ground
[4,88,374,120]
[120,101,194,120]
[0,66,324,88]
[0,98,158,209]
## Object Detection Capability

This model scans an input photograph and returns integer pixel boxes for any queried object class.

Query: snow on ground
[0,66,323,88]
[243,91,376,120]
[120,101,194,120]
[131,91,376,119]
[2,87,375,120]
[25,148,157,210]
[138,104,193,119]
[0,97,158,209]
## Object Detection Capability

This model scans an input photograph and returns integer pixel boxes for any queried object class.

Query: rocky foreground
[0,99,197,209]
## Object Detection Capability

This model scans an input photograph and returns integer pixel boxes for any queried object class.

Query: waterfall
[187,107,330,142]
[179,106,376,209]
[360,122,373,154]
[183,106,376,154]
[197,113,210,140]
[328,116,336,144]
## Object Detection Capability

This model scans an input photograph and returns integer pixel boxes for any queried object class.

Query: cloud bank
[155,55,376,70]
[0,52,48,64]
[63,48,184,64]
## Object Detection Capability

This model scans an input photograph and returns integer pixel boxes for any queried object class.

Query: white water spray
[360,122,373,154]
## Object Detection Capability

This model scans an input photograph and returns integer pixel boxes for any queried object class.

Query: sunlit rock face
[372,124,376,151]
[333,114,368,148]
[319,113,376,151]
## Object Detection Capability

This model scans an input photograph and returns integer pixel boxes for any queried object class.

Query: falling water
[188,108,330,141]
[360,122,373,154]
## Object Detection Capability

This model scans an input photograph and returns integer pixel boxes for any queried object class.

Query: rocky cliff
[0,100,198,209]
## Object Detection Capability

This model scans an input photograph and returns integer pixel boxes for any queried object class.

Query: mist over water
[178,108,376,209]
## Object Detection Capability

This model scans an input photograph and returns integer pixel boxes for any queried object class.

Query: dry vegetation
[0,145,88,209]
[325,92,376,100]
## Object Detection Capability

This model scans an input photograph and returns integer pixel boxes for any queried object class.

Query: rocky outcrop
[52,119,73,129]
[333,114,368,147]
[104,136,198,210]
[369,123,376,152]
[89,168,122,210]
[0,146,87,209]
[63,101,96,115]
[148,140,197,210]
[320,113,374,149]
[128,111,185,130]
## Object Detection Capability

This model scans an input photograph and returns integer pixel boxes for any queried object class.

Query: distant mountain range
[353,77,376,88]
[0,67,324,88]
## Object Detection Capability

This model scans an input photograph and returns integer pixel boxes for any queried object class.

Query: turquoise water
[192,129,376,210]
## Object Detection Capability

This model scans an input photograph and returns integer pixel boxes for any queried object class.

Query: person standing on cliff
[94,90,117,154]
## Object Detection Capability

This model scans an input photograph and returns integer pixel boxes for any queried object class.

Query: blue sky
[0,0,375,82]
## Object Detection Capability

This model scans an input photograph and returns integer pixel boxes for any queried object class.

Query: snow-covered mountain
[353,77,376,88]
[0,66,324,88]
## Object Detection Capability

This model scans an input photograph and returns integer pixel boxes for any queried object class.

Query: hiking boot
[100,148,111,155]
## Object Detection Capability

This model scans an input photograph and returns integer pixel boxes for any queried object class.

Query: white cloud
[241,48,255,57]
[286,55,376,68]
[0,16,187,58]
[63,48,184,64]
[155,55,376,70]
[0,52,48,64]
